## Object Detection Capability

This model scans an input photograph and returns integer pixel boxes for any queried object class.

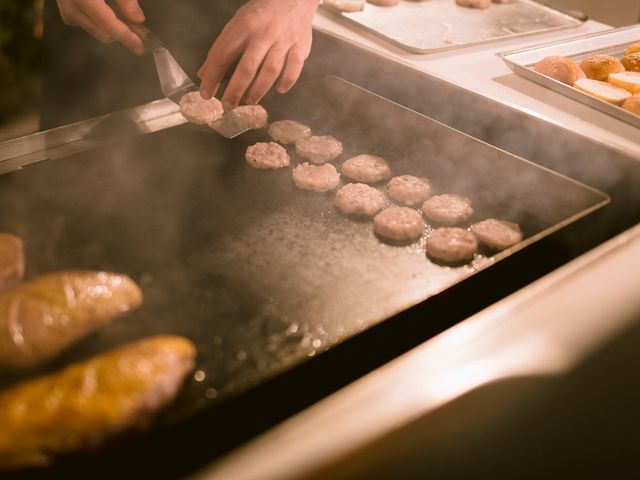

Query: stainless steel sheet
[321,0,583,54]
[500,25,640,128]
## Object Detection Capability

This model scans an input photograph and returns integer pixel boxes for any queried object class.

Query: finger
[74,11,114,43]
[221,42,273,109]
[83,0,144,54]
[198,30,246,100]
[276,44,309,94]
[243,44,288,105]
[113,0,145,24]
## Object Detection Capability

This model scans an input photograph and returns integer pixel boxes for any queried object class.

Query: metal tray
[500,25,640,128]
[320,0,584,54]
[0,76,608,422]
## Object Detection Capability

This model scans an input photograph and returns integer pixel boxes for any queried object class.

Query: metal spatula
[128,23,252,138]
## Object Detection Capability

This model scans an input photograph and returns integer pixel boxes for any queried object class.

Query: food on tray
[579,54,625,81]
[341,154,391,184]
[622,94,640,115]
[421,194,473,225]
[335,183,385,217]
[492,0,516,3]
[0,233,24,292]
[621,52,640,72]
[323,0,365,12]
[426,227,478,264]
[626,42,640,56]
[245,142,290,169]
[386,175,432,207]
[573,78,631,106]
[608,71,640,94]
[0,336,196,471]
[373,207,424,242]
[0,271,143,370]
[455,0,491,9]
[295,135,343,164]
[367,0,399,6]
[534,56,585,85]
[292,162,340,192]
[233,105,268,129]
[471,218,522,250]
[179,91,223,125]
[268,120,312,144]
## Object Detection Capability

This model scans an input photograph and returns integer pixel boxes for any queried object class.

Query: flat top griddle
[0,77,607,424]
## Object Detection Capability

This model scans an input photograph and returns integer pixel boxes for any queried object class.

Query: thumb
[113,0,145,24]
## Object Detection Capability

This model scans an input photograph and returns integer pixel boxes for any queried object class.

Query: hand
[198,0,320,109]
[56,0,146,55]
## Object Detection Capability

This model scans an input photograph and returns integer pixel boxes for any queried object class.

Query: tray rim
[498,24,640,128]
[320,0,584,54]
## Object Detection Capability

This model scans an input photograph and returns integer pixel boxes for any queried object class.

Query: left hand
[197,0,319,109]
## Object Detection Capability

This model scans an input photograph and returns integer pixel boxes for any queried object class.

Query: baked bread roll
[621,52,640,72]
[535,56,585,85]
[0,336,195,471]
[625,42,640,56]
[0,233,24,292]
[573,78,631,106]
[0,271,143,369]
[622,94,640,115]
[608,71,640,94]
[579,54,625,81]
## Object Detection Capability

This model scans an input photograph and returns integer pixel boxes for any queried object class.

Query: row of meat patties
[225,105,524,265]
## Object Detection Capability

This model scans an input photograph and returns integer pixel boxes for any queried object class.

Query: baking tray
[0,76,608,423]
[500,25,640,128]
[320,0,584,54]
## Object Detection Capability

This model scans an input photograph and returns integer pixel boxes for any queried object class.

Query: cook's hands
[198,0,320,109]
[56,0,146,55]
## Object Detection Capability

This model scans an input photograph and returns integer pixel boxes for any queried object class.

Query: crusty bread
[621,52,640,72]
[0,233,24,292]
[579,54,625,81]
[622,94,640,115]
[573,78,631,106]
[608,71,640,94]
[0,271,143,369]
[535,56,585,86]
[0,336,195,471]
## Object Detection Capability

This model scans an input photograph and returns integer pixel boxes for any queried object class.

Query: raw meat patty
[373,207,425,242]
[341,154,391,184]
[386,175,432,207]
[295,135,343,164]
[245,142,290,169]
[0,233,24,292]
[368,0,399,6]
[292,162,340,192]
[323,0,366,12]
[179,91,223,125]
[268,120,312,144]
[426,227,478,263]
[456,0,491,8]
[421,194,473,225]
[471,218,522,250]
[335,183,385,217]
[0,336,195,471]
[233,105,268,129]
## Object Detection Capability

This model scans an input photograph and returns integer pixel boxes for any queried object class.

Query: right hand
[56,0,146,55]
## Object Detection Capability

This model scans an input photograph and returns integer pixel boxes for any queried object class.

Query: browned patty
[268,120,312,145]
[0,336,195,471]
[233,105,269,129]
[0,233,24,292]
[341,154,391,184]
[386,175,432,207]
[421,194,473,225]
[179,91,223,125]
[373,207,425,242]
[295,135,343,164]
[292,162,340,192]
[245,142,290,169]
[335,183,385,217]
[426,227,478,264]
[471,218,523,250]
